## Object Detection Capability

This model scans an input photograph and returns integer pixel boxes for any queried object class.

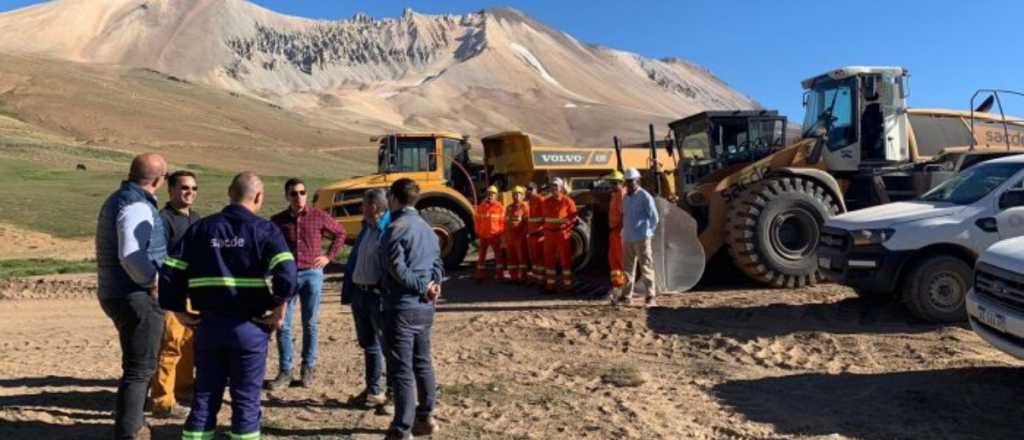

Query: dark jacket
[379,207,443,311]
[159,204,298,319]
[160,204,200,249]
[96,181,167,299]
[341,210,391,305]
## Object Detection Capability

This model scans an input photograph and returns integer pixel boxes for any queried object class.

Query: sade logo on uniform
[210,237,246,248]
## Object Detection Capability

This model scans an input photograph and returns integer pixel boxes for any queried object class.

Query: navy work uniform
[160,204,298,440]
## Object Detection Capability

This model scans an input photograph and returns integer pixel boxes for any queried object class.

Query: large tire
[420,206,470,270]
[570,221,592,271]
[725,176,840,288]
[901,255,970,323]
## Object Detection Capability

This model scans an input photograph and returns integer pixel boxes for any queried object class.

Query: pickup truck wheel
[725,176,840,288]
[902,255,970,323]
[421,206,470,271]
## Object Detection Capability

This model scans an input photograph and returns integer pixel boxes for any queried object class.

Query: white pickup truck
[818,155,1024,322]
[967,235,1024,359]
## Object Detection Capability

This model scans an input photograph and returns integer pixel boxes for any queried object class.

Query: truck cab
[315,132,480,269]
[819,154,1024,322]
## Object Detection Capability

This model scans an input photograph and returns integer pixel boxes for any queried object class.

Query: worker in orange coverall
[604,171,627,302]
[525,183,546,286]
[542,178,577,293]
[504,186,530,283]
[474,185,506,281]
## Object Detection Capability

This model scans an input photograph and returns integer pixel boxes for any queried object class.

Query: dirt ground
[0,223,93,260]
[0,268,1022,440]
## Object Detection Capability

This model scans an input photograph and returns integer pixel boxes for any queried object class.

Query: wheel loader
[312,130,677,271]
[670,66,1024,288]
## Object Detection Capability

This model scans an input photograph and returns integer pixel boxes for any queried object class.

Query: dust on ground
[0,269,1021,440]
[0,223,93,260]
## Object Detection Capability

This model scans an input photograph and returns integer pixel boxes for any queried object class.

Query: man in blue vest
[159,172,298,440]
[96,153,169,440]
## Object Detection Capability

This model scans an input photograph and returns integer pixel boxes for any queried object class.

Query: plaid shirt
[271,206,345,270]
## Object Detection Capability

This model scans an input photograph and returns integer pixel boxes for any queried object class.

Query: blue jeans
[99,292,164,440]
[351,286,387,395]
[383,307,437,436]
[276,269,323,372]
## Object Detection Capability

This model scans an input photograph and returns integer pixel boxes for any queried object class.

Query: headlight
[851,228,895,246]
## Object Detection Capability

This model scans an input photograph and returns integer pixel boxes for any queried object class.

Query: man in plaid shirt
[268,178,346,389]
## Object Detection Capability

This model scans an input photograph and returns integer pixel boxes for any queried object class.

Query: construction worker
[542,178,577,293]
[151,170,201,419]
[474,185,506,281]
[504,186,530,282]
[604,171,627,302]
[159,172,298,440]
[526,183,546,285]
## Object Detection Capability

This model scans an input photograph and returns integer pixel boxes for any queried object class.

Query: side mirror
[999,188,1024,210]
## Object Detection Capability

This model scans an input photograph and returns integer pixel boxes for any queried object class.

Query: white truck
[967,234,1024,359]
[818,154,1024,322]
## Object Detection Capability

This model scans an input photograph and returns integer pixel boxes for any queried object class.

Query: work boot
[411,415,438,436]
[383,429,412,440]
[151,403,190,419]
[300,366,316,388]
[266,370,292,391]
[351,389,388,407]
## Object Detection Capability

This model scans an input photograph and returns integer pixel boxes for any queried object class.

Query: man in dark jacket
[151,170,201,418]
[380,178,443,440]
[159,172,298,440]
[96,153,168,440]
[341,188,392,410]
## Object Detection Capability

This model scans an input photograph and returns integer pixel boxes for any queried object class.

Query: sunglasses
[289,190,307,197]
[178,185,198,191]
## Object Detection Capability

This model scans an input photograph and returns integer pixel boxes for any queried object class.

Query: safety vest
[609,186,625,231]
[543,195,577,237]
[474,199,505,239]
[505,201,529,239]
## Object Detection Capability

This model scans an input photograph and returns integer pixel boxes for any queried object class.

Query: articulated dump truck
[313,130,677,272]
[671,66,1024,288]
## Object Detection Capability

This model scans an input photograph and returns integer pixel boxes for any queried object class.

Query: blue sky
[2,0,1020,120]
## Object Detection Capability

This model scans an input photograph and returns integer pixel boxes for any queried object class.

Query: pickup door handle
[976,217,998,233]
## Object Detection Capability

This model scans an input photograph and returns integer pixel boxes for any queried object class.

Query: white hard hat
[623,168,641,180]
[551,177,565,188]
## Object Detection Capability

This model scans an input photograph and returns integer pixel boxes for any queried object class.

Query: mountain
[0,0,756,146]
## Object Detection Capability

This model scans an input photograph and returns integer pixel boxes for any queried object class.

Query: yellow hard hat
[512,185,525,194]
[486,185,499,194]
[605,171,624,182]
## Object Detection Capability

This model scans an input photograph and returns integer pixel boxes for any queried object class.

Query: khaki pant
[149,312,195,410]
[614,238,656,300]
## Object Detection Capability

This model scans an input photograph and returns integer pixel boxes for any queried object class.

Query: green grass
[0,258,95,278]
[0,158,329,238]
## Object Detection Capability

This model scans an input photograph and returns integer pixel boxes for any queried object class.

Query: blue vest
[96,181,167,299]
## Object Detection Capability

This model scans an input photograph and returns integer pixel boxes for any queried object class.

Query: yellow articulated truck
[313,131,675,270]
[669,66,1024,288]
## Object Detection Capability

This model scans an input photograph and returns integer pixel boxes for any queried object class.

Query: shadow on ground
[647,296,951,340]
[712,366,1024,440]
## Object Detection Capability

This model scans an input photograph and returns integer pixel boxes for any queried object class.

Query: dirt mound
[0,274,95,301]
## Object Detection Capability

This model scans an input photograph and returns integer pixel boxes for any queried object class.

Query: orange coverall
[543,194,577,292]
[475,199,506,280]
[608,186,627,289]
[505,200,530,282]
[527,195,546,284]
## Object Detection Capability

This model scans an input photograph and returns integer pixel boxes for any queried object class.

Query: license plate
[978,306,1007,332]
[818,256,831,269]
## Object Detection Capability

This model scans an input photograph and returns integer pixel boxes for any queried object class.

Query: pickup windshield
[920,162,1024,205]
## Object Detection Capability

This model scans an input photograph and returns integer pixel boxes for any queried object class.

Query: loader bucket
[652,197,705,293]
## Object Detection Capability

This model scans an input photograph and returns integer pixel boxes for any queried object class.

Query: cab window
[395,138,437,172]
